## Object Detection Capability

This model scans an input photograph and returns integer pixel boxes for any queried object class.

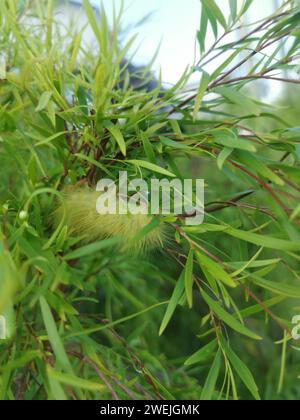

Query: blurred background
[56,0,290,98]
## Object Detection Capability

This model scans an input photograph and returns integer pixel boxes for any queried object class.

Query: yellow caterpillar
[55,187,165,252]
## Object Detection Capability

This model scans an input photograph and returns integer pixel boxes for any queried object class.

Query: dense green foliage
[1,0,300,400]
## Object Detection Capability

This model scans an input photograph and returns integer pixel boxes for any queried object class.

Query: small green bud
[19,210,28,221]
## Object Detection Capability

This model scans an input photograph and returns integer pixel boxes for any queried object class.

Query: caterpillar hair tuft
[54,187,166,253]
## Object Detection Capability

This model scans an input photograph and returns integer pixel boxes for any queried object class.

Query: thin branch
[214,74,300,87]
[229,159,290,214]
[170,9,297,115]
[239,283,291,335]
[69,351,120,400]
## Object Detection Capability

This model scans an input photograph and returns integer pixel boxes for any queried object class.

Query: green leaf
[131,217,161,245]
[146,371,176,400]
[48,374,68,401]
[201,290,262,340]
[74,152,114,177]
[0,243,19,314]
[141,132,156,163]
[201,0,227,30]
[211,49,240,80]
[0,351,41,372]
[159,136,191,151]
[200,349,222,400]
[251,277,300,299]
[35,91,53,112]
[225,227,300,251]
[221,337,261,400]
[159,271,185,335]
[46,0,54,51]
[35,131,69,147]
[127,159,176,177]
[66,301,168,339]
[47,367,106,392]
[203,3,218,38]
[185,339,218,366]
[193,71,210,120]
[145,123,168,136]
[237,152,284,186]
[239,0,253,17]
[197,7,208,53]
[229,0,238,21]
[185,225,300,252]
[196,252,237,288]
[291,203,300,221]
[214,86,259,116]
[82,0,101,45]
[217,147,233,170]
[232,256,280,278]
[39,297,73,374]
[64,236,121,261]
[185,248,194,308]
[104,121,127,157]
[237,296,285,319]
[231,259,281,270]
[213,130,257,152]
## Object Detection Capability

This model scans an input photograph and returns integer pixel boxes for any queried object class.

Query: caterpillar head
[54,187,165,253]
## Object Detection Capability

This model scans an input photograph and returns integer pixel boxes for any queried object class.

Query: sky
[67,0,279,87]
[101,0,202,85]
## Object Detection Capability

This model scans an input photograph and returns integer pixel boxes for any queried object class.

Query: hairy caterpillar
[55,187,165,252]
